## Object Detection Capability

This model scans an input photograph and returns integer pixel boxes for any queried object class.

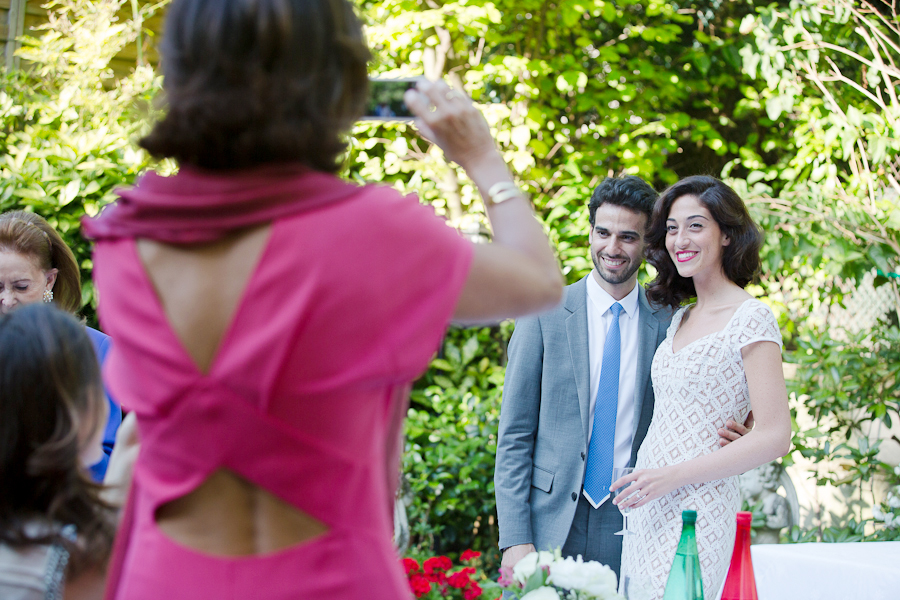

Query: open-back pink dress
[85,167,473,599]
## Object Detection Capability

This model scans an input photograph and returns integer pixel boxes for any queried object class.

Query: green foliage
[733,0,900,540]
[785,323,900,539]
[732,0,900,322]
[353,0,776,282]
[790,326,900,470]
[403,324,512,572]
[871,464,900,540]
[0,0,166,325]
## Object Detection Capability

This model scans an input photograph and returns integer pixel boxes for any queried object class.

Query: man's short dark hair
[587,176,658,226]
[140,0,371,173]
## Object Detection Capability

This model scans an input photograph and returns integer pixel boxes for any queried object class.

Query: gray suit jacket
[494,275,671,552]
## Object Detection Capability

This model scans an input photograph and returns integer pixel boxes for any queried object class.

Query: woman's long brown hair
[0,304,115,576]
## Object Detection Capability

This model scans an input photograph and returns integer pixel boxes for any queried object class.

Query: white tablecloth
[748,542,900,600]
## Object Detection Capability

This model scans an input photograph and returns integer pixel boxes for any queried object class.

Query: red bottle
[721,511,758,600]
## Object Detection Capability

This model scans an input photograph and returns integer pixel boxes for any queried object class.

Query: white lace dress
[621,299,782,600]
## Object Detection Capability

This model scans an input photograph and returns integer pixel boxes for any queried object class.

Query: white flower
[894,465,900,477]
[888,494,900,509]
[873,506,885,521]
[513,551,556,584]
[520,587,562,600]
[547,555,621,598]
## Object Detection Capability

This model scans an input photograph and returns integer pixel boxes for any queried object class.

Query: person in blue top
[0,210,122,480]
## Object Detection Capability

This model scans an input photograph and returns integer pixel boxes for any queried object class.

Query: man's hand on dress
[501,543,536,571]
[717,410,754,447]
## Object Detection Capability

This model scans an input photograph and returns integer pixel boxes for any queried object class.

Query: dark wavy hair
[0,304,115,577]
[0,211,82,314]
[588,175,658,225]
[140,0,371,172]
[646,176,763,309]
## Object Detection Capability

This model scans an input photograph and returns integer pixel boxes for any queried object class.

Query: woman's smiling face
[0,251,56,315]
[665,194,730,281]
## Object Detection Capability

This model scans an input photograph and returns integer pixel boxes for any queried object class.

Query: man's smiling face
[588,203,648,297]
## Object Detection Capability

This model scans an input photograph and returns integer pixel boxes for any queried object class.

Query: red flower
[464,582,483,600]
[424,556,453,574]
[460,567,476,575]
[409,574,432,598]
[403,557,420,575]
[460,549,482,562]
[427,570,448,585]
[448,570,472,589]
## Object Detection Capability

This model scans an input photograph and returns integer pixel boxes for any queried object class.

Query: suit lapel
[565,276,591,445]
[632,286,659,445]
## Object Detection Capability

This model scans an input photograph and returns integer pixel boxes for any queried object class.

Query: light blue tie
[583,302,623,508]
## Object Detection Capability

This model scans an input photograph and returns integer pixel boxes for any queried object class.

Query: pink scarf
[82,164,360,243]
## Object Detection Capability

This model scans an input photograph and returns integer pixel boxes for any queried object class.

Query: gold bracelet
[486,181,523,206]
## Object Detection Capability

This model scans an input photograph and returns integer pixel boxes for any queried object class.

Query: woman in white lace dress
[613,176,791,600]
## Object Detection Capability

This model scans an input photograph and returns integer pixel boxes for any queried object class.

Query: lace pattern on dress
[621,299,781,600]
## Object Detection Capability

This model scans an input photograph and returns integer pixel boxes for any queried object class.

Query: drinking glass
[620,573,653,600]
[612,466,636,536]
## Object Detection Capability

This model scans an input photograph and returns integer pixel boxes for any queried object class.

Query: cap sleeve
[733,300,782,351]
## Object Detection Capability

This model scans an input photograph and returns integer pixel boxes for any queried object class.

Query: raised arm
[404,80,563,324]
[612,339,791,509]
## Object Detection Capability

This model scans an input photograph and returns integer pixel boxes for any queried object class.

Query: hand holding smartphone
[362,78,419,121]
[400,79,496,171]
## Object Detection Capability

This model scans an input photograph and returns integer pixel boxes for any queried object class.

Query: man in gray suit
[494,176,746,577]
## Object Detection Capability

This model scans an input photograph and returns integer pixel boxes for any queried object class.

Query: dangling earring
[43,289,54,303]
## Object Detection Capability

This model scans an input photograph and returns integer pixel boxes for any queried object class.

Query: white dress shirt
[585,275,641,487]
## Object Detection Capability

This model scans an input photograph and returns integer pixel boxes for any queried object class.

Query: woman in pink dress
[81,1,563,599]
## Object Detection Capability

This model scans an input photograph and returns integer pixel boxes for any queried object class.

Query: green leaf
[868,245,892,273]
[521,570,548,594]
[59,179,81,206]
[13,187,46,200]
[430,358,455,372]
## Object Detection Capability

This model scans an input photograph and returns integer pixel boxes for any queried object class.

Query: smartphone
[361,77,419,121]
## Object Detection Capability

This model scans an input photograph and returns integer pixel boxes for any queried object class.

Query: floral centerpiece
[402,550,489,599]
[487,550,624,600]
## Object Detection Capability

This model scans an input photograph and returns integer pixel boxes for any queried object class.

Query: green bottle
[662,510,704,600]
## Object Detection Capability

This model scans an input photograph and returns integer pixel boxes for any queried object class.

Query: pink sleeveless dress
[85,168,472,599]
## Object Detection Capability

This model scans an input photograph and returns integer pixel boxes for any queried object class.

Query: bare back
[136,226,327,556]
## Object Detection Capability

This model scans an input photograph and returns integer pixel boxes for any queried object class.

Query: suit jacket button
[581,452,585,460]
[571,492,577,501]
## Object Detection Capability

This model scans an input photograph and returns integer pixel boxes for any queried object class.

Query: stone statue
[738,461,797,544]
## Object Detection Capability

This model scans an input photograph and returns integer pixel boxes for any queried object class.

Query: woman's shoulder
[0,524,74,600]
[278,182,469,258]
[84,327,111,362]
[731,298,782,347]
[734,297,777,322]
[84,327,109,344]
[291,181,442,223]
[0,540,56,598]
